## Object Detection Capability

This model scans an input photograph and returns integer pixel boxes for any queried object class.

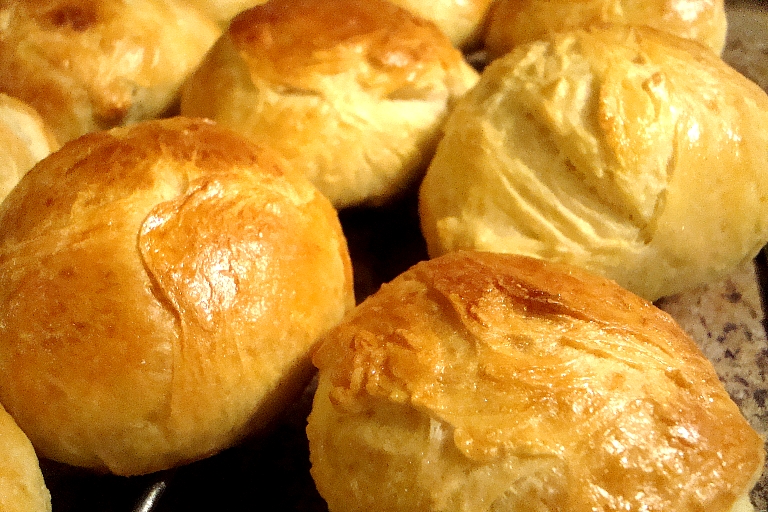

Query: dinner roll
[180,0,479,209]
[0,117,354,476]
[0,94,59,204]
[0,0,221,144]
[484,0,728,59]
[307,250,765,512]
[387,0,496,49]
[419,24,768,301]
[0,403,51,512]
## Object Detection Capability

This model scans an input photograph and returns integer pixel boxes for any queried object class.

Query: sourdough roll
[0,403,51,512]
[419,24,768,301]
[387,0,496,49]
[307,250,765,512]
[484,0,728,59]
[0,0,221,143]
[0,94,59,204]
[0,117,355,476]
[180,0,479,209]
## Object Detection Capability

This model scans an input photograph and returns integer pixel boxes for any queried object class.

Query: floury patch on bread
[419,24,768,301]
[180,0,479,209]
[307,251,765,512]
[0,117,354,476]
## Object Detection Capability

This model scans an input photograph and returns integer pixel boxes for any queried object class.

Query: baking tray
[40,1,768,510]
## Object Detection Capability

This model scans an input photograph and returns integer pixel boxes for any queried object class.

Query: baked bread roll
[419,24,768,301]
[180,0,479,209]
[0,403,51,512]
[0,0,221,144]
[307,250,765,512]
[484,0,728,59]
[0,94,59,204]
[0,117,354,476]
[387,0,496,49]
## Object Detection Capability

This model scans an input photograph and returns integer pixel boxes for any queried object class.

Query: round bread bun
[418,24,768,302]
[0,0,221,144]
[0,116,355,476]
[307,250,765,512]
[387,0,496,49]
[184,0,267,27]
[180,0,479,209]
[0,403,51,512]
[483,0,728,59]
[0,93,60,204]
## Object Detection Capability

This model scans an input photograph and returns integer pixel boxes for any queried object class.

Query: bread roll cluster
[0,0,764,510]
[308,251,764,512]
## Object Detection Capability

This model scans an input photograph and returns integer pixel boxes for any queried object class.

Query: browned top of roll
[0,116,354,475]
[228,0,466,95]
[484,0,727,58]
[314,251,765,511]
[0,0,220,143]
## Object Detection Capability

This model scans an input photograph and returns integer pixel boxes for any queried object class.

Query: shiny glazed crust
[484,0,728,58]
[0,93,60,203]
[419,24,768,301]
[307,250,765,512]
[0,0,221,143]
[180,0,479,209]
[0,403,51,512]
[0,117,355,476]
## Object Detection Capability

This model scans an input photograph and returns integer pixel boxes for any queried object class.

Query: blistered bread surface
[307,250,765,512]
[484,0,727,58]
[0,117,354,476]
[0,0,221,143]
[419,24,768,301]
[180,0,479,209]
[0,403,51,512]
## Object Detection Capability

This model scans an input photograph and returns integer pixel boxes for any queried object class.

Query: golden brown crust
[183,0,268,26]
[0,403,51,512]
[181,0,479,209]
[484,0,728,59]
[419,24,768,301]
[0,117,354,476]
[308,251,765,511]
[226,0,456,84]
[0,93,59,203]
[386,0,496,49]
[0,0,220,143]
